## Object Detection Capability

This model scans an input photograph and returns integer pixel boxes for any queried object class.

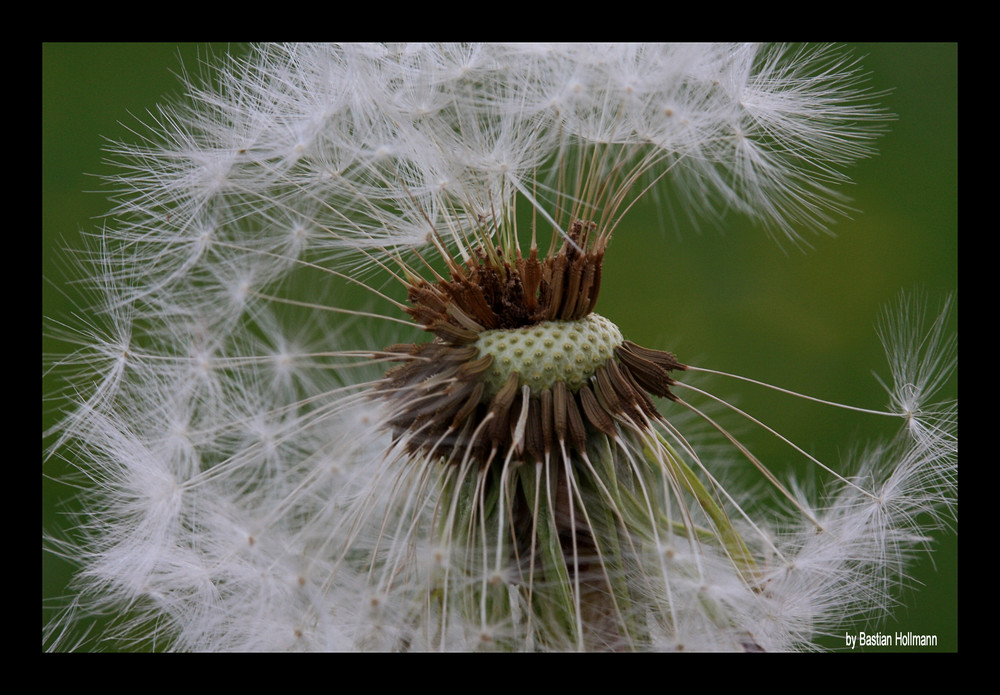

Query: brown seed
[487,372,520,447]
[615,341,680,400]
[579,384,616,437]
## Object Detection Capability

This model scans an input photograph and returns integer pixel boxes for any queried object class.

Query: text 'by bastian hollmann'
[845,632,939,649]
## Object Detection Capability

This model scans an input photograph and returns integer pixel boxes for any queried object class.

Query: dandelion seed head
[45,43,954,652]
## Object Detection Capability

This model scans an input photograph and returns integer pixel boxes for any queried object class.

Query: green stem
[646,432,757,580]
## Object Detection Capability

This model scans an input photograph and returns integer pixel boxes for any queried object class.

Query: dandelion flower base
[476,313,622,396]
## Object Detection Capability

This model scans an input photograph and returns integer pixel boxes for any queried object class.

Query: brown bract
[403,220,606,344]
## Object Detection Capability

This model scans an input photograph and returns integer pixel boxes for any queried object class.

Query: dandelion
[44,43,956,651]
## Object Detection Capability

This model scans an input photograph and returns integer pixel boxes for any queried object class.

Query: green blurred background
[42,43,957,651]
